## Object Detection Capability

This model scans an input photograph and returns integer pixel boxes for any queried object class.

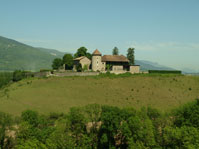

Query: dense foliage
[112,47,119,55]
[127,48,135,65]
[0,72,13,88]
[149,70,182,74]
[52,58,63,70]
[62,54,73,70]
[1,99,199,148]
[74,47,92,60]
[12,70,28,82]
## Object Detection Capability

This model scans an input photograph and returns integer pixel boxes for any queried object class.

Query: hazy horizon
[0,0,198,72]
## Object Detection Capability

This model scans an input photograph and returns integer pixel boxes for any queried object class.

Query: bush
[76,63,82,72]
[0,72,13,88]
[12,70,26,82]
[3,100,199,148]
[148,70,181,74]
[82,65,89,72]
[173,99,199,128]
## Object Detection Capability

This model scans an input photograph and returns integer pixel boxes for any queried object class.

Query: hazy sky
[0,0,199,71]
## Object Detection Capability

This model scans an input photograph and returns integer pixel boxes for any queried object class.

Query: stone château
[73,49,140,74]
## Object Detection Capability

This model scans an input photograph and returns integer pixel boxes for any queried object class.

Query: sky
[0,0,199,72]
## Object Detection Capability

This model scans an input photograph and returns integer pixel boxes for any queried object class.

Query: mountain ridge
[0,36,64,71]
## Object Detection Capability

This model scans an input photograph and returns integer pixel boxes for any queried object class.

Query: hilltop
[0,74,199,116]
[0,36,64,71]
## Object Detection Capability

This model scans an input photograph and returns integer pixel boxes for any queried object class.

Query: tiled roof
[92,49,102,55]
[73,56,86,61]
[102,55,129,62]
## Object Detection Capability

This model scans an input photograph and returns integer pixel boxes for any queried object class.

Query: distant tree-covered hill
[0,36,65,71]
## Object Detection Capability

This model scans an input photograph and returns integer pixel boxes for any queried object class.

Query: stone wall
[33,71,51,77]
[130,65,140,74]
[112,65,123,71]
[80,57,91,69]
[53,72,100,77]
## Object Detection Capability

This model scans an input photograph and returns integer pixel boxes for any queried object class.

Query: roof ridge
[92,49,102,55]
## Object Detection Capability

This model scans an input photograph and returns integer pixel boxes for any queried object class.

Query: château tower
[92,49,102,71]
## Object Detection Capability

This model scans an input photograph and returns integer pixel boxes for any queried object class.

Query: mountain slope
[135,60,175,71]
[0,36,64,71]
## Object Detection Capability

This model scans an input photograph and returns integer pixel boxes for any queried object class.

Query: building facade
[73,49,140,74]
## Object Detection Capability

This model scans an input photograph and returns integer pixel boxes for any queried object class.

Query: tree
[74,47,92,60]
[52,58,63,70]
[112,47,119,55]
[67,107,91,148]
[0,112,13,149]
[173,99,199,128]
[163,126,199,148]
[76,63,82,72]
[13,70,26,82]
[84,104,102,149]
[127,48,135,65]
[86,53,92,60]
[62,54,73,70]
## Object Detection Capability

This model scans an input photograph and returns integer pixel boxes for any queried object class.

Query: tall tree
[52,58,63,70]
[127,48,135,65]
[112,47,119,55]
[74,47,92,59]
[63,54,73,70]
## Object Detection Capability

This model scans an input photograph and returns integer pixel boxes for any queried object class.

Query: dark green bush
[149,70,182,74]
[12,70,27,82]
[2,100,199,148]
[0,72,13,88]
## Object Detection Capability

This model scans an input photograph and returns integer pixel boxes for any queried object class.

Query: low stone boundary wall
[53,72,100,77]
[33,71,51,77]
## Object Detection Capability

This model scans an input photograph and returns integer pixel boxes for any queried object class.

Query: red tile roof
[73,56,86,61]
[92,49,102,55]
[102,55,129,62]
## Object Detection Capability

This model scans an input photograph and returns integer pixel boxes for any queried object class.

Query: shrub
[149,70,182,74]
[173,99,199,128]
[82,65,88,72]
[12,70,26,82]
[76,64,82,72]
[0,72,13,88]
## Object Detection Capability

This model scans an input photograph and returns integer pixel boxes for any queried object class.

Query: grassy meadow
[0,74,199,116]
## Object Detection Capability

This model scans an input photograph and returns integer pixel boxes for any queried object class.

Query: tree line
[1,99,199,148]
[52,47,135,70]
[0,70,34,89]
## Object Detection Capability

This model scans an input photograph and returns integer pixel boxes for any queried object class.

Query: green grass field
[0,74,199,116]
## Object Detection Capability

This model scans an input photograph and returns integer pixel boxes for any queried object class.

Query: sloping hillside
[0,36,64,71]
[0,75,199,116]
[135,60,175,71]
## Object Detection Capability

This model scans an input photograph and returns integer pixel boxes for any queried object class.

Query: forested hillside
[0,36,64,71]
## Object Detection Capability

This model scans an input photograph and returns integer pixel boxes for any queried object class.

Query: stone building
[73,49,140,74]
[73,56,91,71]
